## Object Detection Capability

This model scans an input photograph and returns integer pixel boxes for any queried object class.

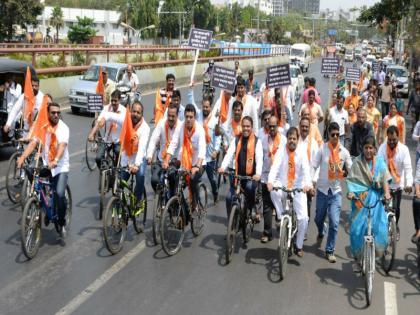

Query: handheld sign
[266,64,291,89]
[187,28,213,85]
[211,66,236,92]
[372,60,379,72]
[321,58,340,74]
[345,67,361,83]
[87,94,103,112]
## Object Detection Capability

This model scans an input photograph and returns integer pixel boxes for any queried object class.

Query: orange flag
[30,95,49,145]
[119,108,136,157]
[96,66,105,104]
[23,66,35,126]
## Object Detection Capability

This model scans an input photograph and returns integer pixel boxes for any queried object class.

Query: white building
[229,0,273,15]
[36,6,125,45]
[272,0,287,16]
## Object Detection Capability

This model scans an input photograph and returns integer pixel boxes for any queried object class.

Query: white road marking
[384,281,398,315]
[55,240,146,315]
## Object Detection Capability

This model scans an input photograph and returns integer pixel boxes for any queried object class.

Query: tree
[158,0,185,39]
[125,0,158,40]
[50,6,64,43]
[0,0,43,41]
[67,16,97,44]
[267,17,286,44]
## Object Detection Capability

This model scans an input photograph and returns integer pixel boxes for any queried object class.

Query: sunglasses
[50,111,61,115]
[268,125,277,128]
[330,133,340,138]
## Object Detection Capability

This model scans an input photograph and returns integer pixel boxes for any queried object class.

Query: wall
[40,55,288,101]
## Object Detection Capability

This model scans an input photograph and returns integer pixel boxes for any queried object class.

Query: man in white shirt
[4,77,44,135]
[147,104,180,197]
[258,109,272,140]
[163,104,206,212]
[4,76,22,112]
[163,90,185,121]
[377,125,413,232]
[17,102,70,238]
[327,94,349,145]
[267,127,314,257]
[312,122,352,263]
[211,89,233,124]
[88,90,126,168]
[234,76,259,134]
[118,64,139,92]
[221,100,243,148]
[260,116,286,243]
[219,116,263,217]
[299,89,324,125]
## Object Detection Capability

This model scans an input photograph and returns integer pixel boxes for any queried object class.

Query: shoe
[352,261,362,273]
[396,226,400,241]
[326,252,337,263]
[296,248,304,257]
[58,225,67,239]
[411,233,420,244]
[304,233,308,241]
[44,214,50,227]
[316,235,323,247]
[260,235,272,243]
[213,193,219,205]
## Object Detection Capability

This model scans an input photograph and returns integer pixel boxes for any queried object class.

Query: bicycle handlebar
[351,194,385,209]
[222,170,255,182]
[272,186,304,193]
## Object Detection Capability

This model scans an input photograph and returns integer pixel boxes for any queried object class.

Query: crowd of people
[3,58,420,272]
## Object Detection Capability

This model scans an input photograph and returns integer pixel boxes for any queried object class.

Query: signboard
[327,28,338,36]
[87,94,103,112]
[372,60,379,72]
[266,64,291,89]
[321,58,340,74]
[211,65,236,92]
[345,67,361,82]
[187,28,213,51]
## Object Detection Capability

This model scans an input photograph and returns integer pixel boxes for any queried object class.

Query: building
[287,0,320,15]
[36,6,125,45]
[229,0,273,15]
[272,0,288,16]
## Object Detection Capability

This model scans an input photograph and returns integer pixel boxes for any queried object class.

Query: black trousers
[413,197,420,231]
[391,189,402,225]
[262,183,274,238]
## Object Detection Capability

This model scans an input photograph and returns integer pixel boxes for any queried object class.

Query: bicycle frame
[31,173,57,221]
[276,187,301,249]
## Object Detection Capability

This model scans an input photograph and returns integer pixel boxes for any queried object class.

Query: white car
[289,64,304,101]
[345,50,354,62]
[366,54,377,64]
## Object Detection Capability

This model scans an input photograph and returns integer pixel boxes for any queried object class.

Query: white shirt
[377,142,413,189]
[119,72,139,90]
[221,135,263,176]
[197,113,221,162]
[164,104,185,122]
[227,95,259,134]
[299,102,324,125]
[268,145,312,189]
[261,132,287,183]
[298,135,320,181]
[312,143,352,195]
[221,119,242,147]
[211,93,233,120]
[6,90,44,130]
[42,120,70,177]
[329,106,349,136]
[6,82,22,112]
[167,121,207,167]
[98,104,126,143]
[147,118,181,162]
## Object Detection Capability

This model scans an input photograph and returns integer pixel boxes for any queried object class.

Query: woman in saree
[346,135,392,271]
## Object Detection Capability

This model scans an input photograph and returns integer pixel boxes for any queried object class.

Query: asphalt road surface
[0,58,418,315]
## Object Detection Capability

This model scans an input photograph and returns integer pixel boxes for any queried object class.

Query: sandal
[260,235,271,243]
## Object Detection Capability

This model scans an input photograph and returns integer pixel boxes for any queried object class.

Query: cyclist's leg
[270,186,284,219]
[190,167,204,207]
[294,192,309,251]
[314,189,328,238]
[150,162,162,192]
[113,143,121,165]
[205,160,218,201]
[325,191,342,254]
[261,183,274,239]
[134,159,146,202]
[95,142,106,168]
[392,189,402,225]
[226,169,235,217]
[413,197,420,241]
[52,172,69,227]
[242,179,257,212]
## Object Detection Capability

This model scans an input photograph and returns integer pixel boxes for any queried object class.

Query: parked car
[344,49,354,62]
[68,63,128,114]
[289,64,304,101]
[354,47,363,60]
[386,65,409,98]
[0,58,36,146]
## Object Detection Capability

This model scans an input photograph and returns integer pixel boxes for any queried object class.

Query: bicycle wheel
[103,196,127,255]
[191,183,207,237]
[278,217,289,280]
[54,185,73,233]
[99,169,110,220]
[85,137,98,171]
[364,242,375,306]
[21,197,42,259]
[242,208,252,243]
[132,189,148,234]
[20,175,31,211]
[226,204,240,264]
[160,196,185,256]
[381,215,397,274]
[6,152,25,204]
[152,191,164,245]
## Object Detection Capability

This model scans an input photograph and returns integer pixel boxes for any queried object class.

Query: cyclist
[221,100,243,148]
[235,76,259,134]
[312,122,352,263]
[147,104,181,198]
[260,115,286,243]
[267,127,314,257]
[218,116,262,217]
[377,125,413,239]
[346,135,391,272]
[89,90,126,169]
[163,104,206,214]
[211,89,233,125]
[118,64,139,93]
[258,109,272,140]
[17,102,70,238]
[155,73,175,126]
[163,90,186,122]
[3,76,44,136]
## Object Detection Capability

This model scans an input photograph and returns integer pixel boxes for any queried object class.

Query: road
[0,58,418,315]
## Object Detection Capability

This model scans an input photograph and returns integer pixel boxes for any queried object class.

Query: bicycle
[151,163,177,246]
[21,166,72,259]
[102,166,147,255]
[381,197,397,274]
[6,129,28,204]
[351,193,386,306]
[225,173,259,264]
[274,186,303,280]
[85,118,102,171]
[160,169,208,256]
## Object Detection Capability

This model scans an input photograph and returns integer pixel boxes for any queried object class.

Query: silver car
[386,65,409,98]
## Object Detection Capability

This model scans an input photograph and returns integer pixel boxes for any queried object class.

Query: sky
[210,0,380,11]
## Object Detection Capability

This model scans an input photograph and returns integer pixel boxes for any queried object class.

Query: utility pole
[257,0,260,36]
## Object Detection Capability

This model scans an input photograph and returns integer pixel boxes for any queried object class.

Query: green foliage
[0,0,44,41]
[50,6,64,43]
[45,0,123,10]
[8,53,32,63]
[38,54,58,68]
[120,0,158,40]
[67,16,97,44]
[159,0,185,39]
[71,51,86,66]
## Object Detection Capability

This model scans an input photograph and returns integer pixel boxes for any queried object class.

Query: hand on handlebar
[267,183,273,192]
[347,192,356,201]
[252,175,261,182]
[218,167,225,174]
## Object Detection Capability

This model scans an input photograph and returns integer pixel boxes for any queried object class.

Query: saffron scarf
[386,144,400,184]
[286,146,295,189]
[328,142,344,180]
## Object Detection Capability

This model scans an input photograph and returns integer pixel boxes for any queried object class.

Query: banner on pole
[211,66,236,92]
[266,64,291,89]
[188,28,213,51]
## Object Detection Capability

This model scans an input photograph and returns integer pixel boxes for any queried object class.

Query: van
[289,43,312,73]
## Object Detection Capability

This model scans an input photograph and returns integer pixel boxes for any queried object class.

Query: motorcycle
[118,85,142,107]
